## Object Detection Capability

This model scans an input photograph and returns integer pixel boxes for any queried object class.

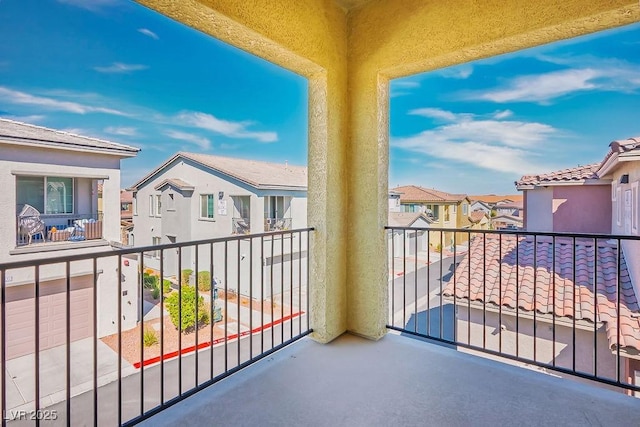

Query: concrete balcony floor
[141,332,640,427]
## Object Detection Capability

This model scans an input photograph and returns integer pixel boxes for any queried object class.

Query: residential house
[516,163,611,233]
[120,189,134,245]
[491,214,523,230]
[470,194,524,207]
[391,185,472,248]
[128,152,308,297]
[470,200,492,216]
[494,200,523,217]
[0,119,140,359]
[388,211,433,257]
[468,210,491,230]
[447,137,640,393]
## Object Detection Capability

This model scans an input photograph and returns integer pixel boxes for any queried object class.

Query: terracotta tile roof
[388,212,433,227]
[470,194,523,205]
[516,163,600,187]
[443,235,640,353]
[391,185,467,203]
[469,210,488,223]
[0,118,139,156]
[120,190,133,203]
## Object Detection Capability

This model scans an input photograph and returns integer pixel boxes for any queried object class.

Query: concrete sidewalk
[4,337,134,412]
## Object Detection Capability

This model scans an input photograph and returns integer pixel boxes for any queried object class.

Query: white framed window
[17,176,74,214]
[200,194,215,219]
[632,181,639,235]
[616,186,622,227]
[149,195,155,217]
[132,194,138,216]
[152,236,161,258]
[462,203,468,215]
[155,194,162,217]
[452,204,457,214]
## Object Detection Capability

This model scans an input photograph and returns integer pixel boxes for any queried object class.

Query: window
[152,236,161,258]
[632,181,638,235]
[17,176,74,214]
[200,194,215,219]
[444,206,450,222]
[616,186,622,227]
[121,202,131,212]
[133,195,138,215]
[155,194,162,217]
[149,195,154,216]
[452,204,457,214]
[462,203,468,215]
[265,195,288,219]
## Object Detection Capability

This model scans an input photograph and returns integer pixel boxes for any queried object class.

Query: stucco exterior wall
[524,188,553,232]
[138,0,640,342]
[552,185,612,233]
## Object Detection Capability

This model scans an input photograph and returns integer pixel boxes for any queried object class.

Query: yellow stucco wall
[137,0,640,342]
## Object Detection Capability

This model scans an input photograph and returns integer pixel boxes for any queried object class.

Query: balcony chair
[17,204,46,245]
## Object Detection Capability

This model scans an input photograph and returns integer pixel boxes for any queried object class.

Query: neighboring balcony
[15,212,104,247]
[231,217,250,235]
[264,217,292,232]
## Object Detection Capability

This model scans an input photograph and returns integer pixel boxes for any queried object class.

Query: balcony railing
[16,213,104,246]
[264,217,292,232]
[0,228,312,425]
[231,217,250,235]
[387,226,640,395]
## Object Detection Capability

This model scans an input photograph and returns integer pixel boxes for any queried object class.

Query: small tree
[163,279,172,294]
[165,285,209,332]
[197,271,211,292]
[143,273,158,289]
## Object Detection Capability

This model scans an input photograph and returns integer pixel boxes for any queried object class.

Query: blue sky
[391,23,640,194]
[1,1,639,194]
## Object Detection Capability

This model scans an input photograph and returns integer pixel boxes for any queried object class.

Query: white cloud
[392,108,561,174]
[138,28,159,40]
[177,111,278,143]
[392,81,420,89]
[492,110,513,120]
[409,108,459,122]
[105,126,137,136]
[2,114,46,124]
[0,86,127,116]
[438,64,473,79]
[57,0,120,11]
[165,129,211,150]
[94,63,148,73]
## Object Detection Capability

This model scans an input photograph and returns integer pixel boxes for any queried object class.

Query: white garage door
[4,278,94,360]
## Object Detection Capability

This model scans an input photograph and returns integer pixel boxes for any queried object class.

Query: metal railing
[264,217,292,232]
[16,213,104,246]
[0,228,312,426]
[386,226,640,395]
[232,217,251,235]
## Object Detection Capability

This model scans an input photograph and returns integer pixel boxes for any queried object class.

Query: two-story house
[446,136,640,394]
[390,185,471,249]
[128,152,308,298]
[0,119,140,360]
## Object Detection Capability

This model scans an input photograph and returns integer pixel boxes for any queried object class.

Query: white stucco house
[0,119,140,360]
[128,152,308,298]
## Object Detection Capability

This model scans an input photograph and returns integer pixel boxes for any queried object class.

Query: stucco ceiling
[333,0,375,11]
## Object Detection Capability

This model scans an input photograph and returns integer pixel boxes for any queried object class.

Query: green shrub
[152,284,160,300]
[165,285,209,332]
[163,279,172,294]
[181,269,193,286]
[143,273,158,289]
[143,328,158,347]
[197,271,211,292]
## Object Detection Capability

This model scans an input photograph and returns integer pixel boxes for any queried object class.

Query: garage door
[4,277,94,360]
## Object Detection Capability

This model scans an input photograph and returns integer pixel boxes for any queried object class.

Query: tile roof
[443,235,640,353]
[388,212,433,227]
[516,163,600,187]
[391,185,468,203]
[131,152,307,191]
[470,194,523,205]
[469,210,488,223]
[0,118,139,156]
[120,190,133,203]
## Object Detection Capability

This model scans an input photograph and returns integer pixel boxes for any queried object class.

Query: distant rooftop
[130,152,307,191]
[391,185,467,203]
[469,194,523,205]
[0,118,140,157]
[388,211,433,227]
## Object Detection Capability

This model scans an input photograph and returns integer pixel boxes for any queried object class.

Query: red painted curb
[133,311,305,369]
